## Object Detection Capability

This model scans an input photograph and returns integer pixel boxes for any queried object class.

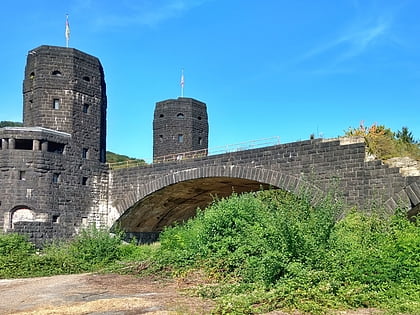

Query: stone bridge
[107,137,420,241]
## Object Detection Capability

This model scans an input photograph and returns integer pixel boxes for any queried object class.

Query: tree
[395,126,416,144]
[0,121,23,128]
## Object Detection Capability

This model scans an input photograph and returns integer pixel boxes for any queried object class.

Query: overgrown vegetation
[1,191,419,314]
[154,191,420,314]
[0,228,152,278]
[0,121,23,127]
[345,122,420,161]
[106,151,147,165]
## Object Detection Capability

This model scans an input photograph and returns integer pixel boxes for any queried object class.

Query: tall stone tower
[153,97,208,160]
[0,45,109,245]
[23,45,107,162]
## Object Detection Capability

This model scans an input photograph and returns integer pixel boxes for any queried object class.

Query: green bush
[67,227,124,270]
[326,211,420,285]
[0,227,142,278]
[157,190,420,314]
[0,233,35,278]
[158,190,342,285]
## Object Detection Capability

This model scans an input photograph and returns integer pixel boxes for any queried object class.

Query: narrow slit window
[82,148,89,159]
[82,177,88,185]
[83,103,90,113]
[178,134,184,143]
[53,98,60,110]
[19,171,26,180]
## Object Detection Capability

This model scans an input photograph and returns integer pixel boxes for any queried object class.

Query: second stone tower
[153,97,208,160]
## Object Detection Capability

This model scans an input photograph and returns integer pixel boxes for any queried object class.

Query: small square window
[52,173,60,184]
[52,215,60,223]
[53,99,60,109]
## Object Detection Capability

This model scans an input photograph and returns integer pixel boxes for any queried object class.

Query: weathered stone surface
[0,46,108,246]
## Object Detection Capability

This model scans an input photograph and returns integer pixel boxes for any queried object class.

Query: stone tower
[153,97,208,160]
[0,45,108,245]
[23,45,107,162]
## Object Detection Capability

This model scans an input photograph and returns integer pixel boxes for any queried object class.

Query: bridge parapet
[108,137,281,169]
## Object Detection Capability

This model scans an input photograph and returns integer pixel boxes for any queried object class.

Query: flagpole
[180,69,184,97]
[65,14,70,48]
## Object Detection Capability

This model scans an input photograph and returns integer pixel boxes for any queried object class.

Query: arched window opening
[9,206,47,229]
[52,70,62,76]
[177,113,185,118]
[29,72,35,79]
[83,76,90,82]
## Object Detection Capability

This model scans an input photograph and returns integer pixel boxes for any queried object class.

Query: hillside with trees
[0,121,23,127]
[344,123,419,161]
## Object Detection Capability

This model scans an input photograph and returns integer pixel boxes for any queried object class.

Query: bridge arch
[112,165,325,238]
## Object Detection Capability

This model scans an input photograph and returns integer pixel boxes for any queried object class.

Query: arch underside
[115,177,273,233]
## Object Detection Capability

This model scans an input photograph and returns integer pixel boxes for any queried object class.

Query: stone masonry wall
[109,138,419,220]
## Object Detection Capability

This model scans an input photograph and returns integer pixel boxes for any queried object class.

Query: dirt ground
[0,273,214,315]
[0,273,384,315]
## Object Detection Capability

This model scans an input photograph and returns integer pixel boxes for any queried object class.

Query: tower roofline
[28,45,101,62]
[157,97,206,105]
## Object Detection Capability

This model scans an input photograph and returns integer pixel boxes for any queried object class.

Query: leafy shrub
[0,233,34,256]
[0,227,138,278]
[158,190,342,285]
[345,122,420,161]
[157,190,420,314]
[68,227,124,270]
[0,233,35,278]
[326,211,420,285]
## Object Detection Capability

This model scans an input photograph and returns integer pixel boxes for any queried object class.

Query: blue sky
[0,0,419,160]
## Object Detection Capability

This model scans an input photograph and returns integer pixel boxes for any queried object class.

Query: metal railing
[107,136,281,169]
